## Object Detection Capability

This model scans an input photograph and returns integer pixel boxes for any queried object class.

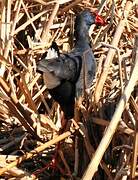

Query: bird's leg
[58,111,72,135]
[49,111,68,175]
[60,111,67,130]
[74,96,82,123]
[75,96,88,122]
[56,108,68,133]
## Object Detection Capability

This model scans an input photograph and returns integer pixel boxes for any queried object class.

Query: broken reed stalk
[14,10,47,35]
[94,1,133,103]
[0,76,41,141]
[0,0,22,77]
[21,0,42,41]
[6,0,11,41]
[17,78,37,113]
[130,34,138,179]
[41,2,59,42]
[74,136,79,175]
[0,0,6,49]
[0,131,71,176]
[0,0,21,77]
[93,117,134,135]
[130,97,138,179]
[82,34,138,180]
[60,0,82,14]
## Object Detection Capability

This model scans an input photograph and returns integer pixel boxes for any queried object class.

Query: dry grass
[0,0,138,179]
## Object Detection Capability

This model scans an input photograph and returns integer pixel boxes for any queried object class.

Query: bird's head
[74,10,106,41]
[75,10,106,29]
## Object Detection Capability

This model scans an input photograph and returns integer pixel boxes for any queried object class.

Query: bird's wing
[75,49,96,98]
[37,52,82,82]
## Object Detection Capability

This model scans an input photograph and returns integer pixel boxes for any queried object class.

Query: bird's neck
[74,34,90,49]
[74,25,90,49]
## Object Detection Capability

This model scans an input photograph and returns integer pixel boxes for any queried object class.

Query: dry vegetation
[0,0,138,179]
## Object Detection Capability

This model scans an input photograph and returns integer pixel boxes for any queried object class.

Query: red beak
[94,12,106,26]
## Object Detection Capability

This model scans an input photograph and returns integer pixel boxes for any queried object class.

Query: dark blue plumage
[37,10,105,120]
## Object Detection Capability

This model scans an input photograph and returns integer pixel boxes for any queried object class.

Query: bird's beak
[94,12,106,26]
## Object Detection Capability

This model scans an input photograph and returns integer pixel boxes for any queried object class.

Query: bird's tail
[41,41,60,59]
[37,41,60,74]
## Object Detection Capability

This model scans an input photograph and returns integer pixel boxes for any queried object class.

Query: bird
[37,10,106,126]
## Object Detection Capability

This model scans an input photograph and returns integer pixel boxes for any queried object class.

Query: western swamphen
[37,10,105,124]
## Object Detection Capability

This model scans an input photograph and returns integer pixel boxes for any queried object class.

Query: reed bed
[0,0,137,179]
